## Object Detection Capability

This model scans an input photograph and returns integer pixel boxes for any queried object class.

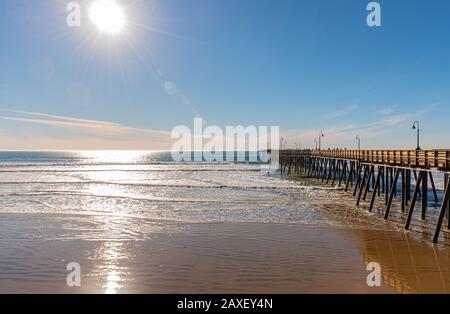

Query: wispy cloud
[377,106,396,115]
[0,109,170,138]
[325,104,359,119]
[0,109,176,150]
[2,110,121,126]
[282,104,437,149]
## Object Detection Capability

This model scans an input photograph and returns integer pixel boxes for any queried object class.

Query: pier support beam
[353,164,364,197]
[433,176,450,243]
[345,162,354,192]
[429,172,438,204]
[362,165,374,201]
[421,171,428,220]
[369,167,382,212]
[446,173,450,230]
[384,168,401,220]
[356,165,369,205]
[405,172,423,230]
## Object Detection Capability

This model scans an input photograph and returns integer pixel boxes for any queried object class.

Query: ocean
[0,151,448,293]
[0,150,396,230]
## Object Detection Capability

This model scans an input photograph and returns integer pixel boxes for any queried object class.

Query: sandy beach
[1,153,450,294]
[1,212,449,293]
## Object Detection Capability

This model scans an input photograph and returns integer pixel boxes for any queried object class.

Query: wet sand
[1,213,449,293]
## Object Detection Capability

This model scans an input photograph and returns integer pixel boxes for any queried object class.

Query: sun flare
[89,0,126,35]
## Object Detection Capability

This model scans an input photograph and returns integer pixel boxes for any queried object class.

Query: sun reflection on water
[100,241,126,294]
[105,270,122,294]
[77,150,161,165]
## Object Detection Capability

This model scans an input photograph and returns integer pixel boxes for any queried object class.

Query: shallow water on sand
[0,151,449,293]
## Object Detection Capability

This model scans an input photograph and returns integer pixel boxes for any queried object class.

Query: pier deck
[281,149,450,170]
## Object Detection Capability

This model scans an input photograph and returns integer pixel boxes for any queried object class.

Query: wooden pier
[279,149,450,243]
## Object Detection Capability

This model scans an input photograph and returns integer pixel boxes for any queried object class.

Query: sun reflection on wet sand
[105,270,122,294]
[89,212,136,294]
[100,242,126,294]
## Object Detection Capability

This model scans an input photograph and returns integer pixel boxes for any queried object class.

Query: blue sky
[0,0,449,150]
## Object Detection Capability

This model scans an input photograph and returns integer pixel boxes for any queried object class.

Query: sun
[89,0,127,35]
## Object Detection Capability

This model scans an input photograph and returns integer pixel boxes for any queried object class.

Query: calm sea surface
[0,151,397,230]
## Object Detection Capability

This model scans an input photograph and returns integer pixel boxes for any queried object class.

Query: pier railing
[280,149,450,171]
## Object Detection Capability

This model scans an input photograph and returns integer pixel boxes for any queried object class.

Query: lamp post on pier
[318,131,324,150]
[412,121,421,150]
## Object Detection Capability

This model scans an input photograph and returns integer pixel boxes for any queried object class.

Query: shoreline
[2,213,449,293]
